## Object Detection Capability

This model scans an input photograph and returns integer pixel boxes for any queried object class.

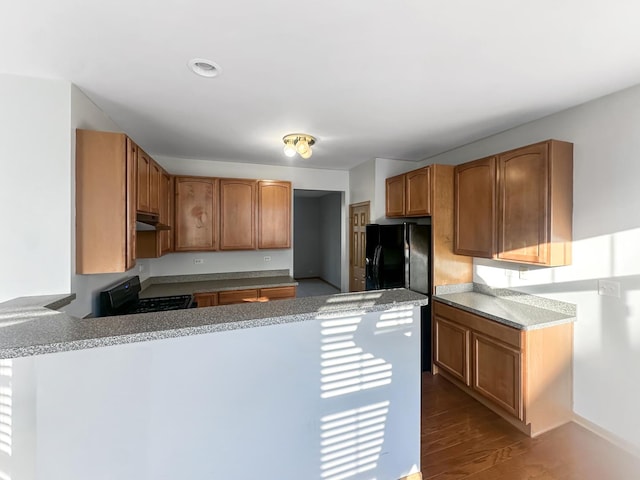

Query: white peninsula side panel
[3,301,422,480]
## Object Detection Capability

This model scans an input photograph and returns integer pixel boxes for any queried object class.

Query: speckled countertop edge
[433,291,576,331]
[139,275,298,298]
[0,289,427,359]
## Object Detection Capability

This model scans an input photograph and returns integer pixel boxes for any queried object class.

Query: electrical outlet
[598,280,621,298]
[138,264,144,273]
[504,269,514,277]
[194,259,204,265]
[264,256,271,262]
[518,267,529,280]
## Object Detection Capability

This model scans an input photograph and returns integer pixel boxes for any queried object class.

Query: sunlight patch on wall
[320,401,389,480]
[0,359,12,463]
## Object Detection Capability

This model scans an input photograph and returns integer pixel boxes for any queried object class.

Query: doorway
[349,201,370,292]
[293,190,343,294]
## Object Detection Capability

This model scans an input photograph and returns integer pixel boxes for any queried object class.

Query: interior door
[349,202,370,291]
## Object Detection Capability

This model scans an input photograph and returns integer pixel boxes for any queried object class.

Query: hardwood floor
[421,372,640,479]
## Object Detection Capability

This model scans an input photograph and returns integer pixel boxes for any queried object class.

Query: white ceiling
[3,1,640,170]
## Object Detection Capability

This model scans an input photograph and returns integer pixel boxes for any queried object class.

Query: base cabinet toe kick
[433,300,573,437]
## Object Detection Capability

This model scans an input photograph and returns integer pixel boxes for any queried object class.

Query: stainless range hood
[136,212,171,231]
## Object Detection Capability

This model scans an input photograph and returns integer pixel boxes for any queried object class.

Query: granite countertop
[0,289,427,359]
[433,283,576,331]
[139,275,297,298]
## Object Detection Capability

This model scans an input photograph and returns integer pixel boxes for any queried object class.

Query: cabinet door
[218,289,259,305]
[454,156,496,258]
[220,179,257,250]
[472,332,522,420]
[149,160,161,215]
[258,181,291,249]
[259,286,296,300]
[405,167,430,216]
[497,143,549,264]
[174,177,219,251]
[159,172,173,255]
[434,316,470,385]
[137,150,151,213]
[385,174,405,217]
[76,130,136,274]
[125,138,138,271]
[194,292,218,308]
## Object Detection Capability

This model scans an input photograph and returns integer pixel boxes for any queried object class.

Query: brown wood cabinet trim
[259,286,296,300]
[433,301,522,348]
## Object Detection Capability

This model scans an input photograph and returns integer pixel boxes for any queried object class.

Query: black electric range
[98,276,194,317]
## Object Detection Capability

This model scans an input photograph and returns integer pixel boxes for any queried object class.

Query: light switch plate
[598,279,621,298]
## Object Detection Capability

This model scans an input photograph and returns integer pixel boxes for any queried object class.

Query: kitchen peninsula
[0,288,426,480]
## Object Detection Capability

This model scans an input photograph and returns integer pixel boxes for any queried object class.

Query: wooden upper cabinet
[76,129,136,274]
[136,149,161,215]
[174,177,219,251]
[454,156,496,258]
[159,171,173,255]
[497,140,573,266]
[137,150,151,213]
[149,160,161,215]
[220,179,257,250]
[258,180,291,249]
[385,174,406,217]
[405,167,431,216]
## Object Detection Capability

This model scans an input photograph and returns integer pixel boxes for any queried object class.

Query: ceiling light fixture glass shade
[283,140,297,157]
[282,133,316,159]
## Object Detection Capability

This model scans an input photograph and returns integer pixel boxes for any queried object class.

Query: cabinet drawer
[434,301,522,348]
[259,286,296,300]
[218,289,259,305]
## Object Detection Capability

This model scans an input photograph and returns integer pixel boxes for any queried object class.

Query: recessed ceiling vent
[188,58,221,78]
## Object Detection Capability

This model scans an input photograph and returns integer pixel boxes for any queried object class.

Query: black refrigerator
[365,223,432,371]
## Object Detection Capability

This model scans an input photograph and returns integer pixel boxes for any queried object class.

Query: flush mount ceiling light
[188,58,221,78]
[282,133,316,159]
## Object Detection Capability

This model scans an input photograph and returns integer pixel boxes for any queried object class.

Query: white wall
[6,302,421,480]
[320,192,343,287]
[66,85,151,318]
[152,156,350,285]
[0,75,71,303]
[422,83,640,450]
[293,197,323,278]
[349,159,375,207]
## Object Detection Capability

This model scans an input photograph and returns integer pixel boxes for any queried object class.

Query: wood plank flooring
[421,372,640,479]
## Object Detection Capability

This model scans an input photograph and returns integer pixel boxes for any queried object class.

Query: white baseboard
[573,413,640,459]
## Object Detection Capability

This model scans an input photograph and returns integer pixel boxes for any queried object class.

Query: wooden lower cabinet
[433,316,470,386]
[472,332,522,420]
[259,286,296,300]
[195,286,297,307]
[218,289,259,305]
[194,292,218,307]
[433,301,572,437]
